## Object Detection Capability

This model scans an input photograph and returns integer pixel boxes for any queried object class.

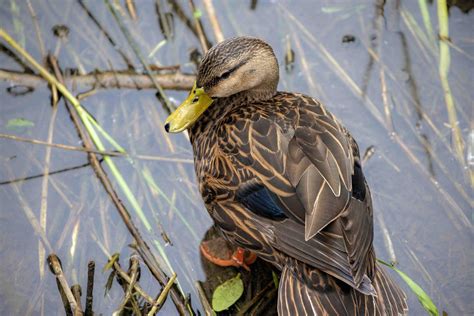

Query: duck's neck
[222,86,277,107]
[188,97,232,145]
[189,86,277,144]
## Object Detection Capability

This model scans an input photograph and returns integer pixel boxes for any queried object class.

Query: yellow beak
[164,81,214,133]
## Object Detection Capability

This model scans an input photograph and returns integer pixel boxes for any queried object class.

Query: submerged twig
[376,211,397,265]
[5,167,53,252]
[380,64,394,133]
[1,161,93,186]
[38,55,61,281]
[26,0,46,60]
[0,133,193,164]
[77,0,135,69]
[291,32,324,98]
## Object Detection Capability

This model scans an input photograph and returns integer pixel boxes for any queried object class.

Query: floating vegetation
[211,273,244,312]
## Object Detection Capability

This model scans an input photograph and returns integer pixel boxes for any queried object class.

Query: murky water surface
[0,1,472,314]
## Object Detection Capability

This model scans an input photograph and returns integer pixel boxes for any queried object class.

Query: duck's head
[164,36,279,133]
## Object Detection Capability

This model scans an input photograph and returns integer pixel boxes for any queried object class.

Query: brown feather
[189,85,406,314]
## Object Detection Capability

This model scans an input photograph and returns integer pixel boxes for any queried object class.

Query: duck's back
[191,92,408,315]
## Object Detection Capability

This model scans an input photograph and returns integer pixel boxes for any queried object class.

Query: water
[0,0,472,314]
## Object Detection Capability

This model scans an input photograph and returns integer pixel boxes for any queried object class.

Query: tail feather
[277,262,408,315]
[373,263,409,315]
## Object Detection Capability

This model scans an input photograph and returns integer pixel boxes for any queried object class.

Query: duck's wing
[277,257,408,316]
[222,94,374,291]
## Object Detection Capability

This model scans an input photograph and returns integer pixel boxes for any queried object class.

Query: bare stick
[47,254,82,315]
[85,261,95,316]
[148,273,178,315]
[188,0,210,53]
[126,0,138,20]
[113,261,154,304]
[0,69,195,90]
[194,281,213,316]
[202,0,224,42]
[71,285,84,315]
[114,255,140,314]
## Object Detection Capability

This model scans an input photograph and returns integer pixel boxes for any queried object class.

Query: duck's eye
[220,70,231,79]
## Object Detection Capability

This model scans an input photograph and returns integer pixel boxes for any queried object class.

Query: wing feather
[220,93,374,292]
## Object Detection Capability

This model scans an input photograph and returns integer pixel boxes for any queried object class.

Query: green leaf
[103,253,120,272]
[193,9,202,19]
[212,273,244,312]
[378,259,439,316]
[104,270,116,296]
[272,271,279,289]
[6,118,34,129]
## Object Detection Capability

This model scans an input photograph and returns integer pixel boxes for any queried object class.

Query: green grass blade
[378,259,439,316]
[418,0,436,46]
[437,0,465,168]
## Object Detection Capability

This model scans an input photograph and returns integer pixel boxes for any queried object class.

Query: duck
[164,36,408,315]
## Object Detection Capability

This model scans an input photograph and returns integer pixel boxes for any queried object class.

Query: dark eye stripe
[218,63,240,80]
[207,59,249,88]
